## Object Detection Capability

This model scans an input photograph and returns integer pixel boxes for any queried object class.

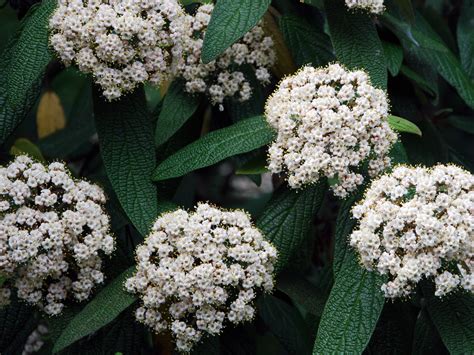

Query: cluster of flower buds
[49,0,189,100]
[265,63,397,197]
[350,165,473,298]
[176,4,276,110]
[126,203,277,352]
[345,0,385,14]
[0,155,114,315]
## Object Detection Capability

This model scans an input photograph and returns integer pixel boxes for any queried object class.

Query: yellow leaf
[10,138,45,161]
[36,91,66,138]
[263,9,297,78]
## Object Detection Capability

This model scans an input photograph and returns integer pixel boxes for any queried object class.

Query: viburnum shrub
[0,0,473,354]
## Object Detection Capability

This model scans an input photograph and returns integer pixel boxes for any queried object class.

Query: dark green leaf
[201,0,271,63]
[457,0,474,79]
[0,297,38,354]
[324,0,387,89]
[94,87,159,236]
[426,291,474,354]
[53,267,137,353]
[395,0,415,23]
[412,308,447,355]
[258,295,312,354]
[390,140,410,165]
[400,65,437,97]
[0,0,56,144]
[235,153,268,175]
[314,252,385,354]
[366,302,415,354]
[257,183,326,273]
[383,41,404,77]
[447,115,474,134]
[153,116,274,181]
[332,190,363,276]
[277,271,328,317]
[313,188,385,354]
[383,12,474,109]
[39,79,96,158]
[155,81,200,147]
[279,15,333,67]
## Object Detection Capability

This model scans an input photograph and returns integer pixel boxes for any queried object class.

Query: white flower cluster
[125,203,277,352]
[345,0,385,14]
[176,4,276,109]
[265,64,397,197]
[22,324,48,355]
[49,0,188,100]
[0,155,114,315]
[350,165,474,298]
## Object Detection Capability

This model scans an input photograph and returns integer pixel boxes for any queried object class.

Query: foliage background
[0,0,473,353]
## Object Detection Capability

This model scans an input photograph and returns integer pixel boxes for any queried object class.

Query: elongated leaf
[258,295,313,354]
[257,183,326,273]
[313,187,386,354]
[39,79,96,158]
[313,259,385,354]
[425,291,474,354]
[277,271,328,317]
[324,0,387,89]
[383,12,474,109]
[94,87,158,236]
[395,0,415,23]
[457,0,474,79]
[279,15,333,68]
[53,267,137,353]
[155,81,200,147]
[332,192,361,277]
[383,41,403,77]
[412,309,447,355]
[10,138,45,161]
[447,115,474,134]
[388,115,422,136]
[201,0,271,63]
[0,297,38,354]
[400,65,437,97]
[153,116,274,181]
[0,0,56,144]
